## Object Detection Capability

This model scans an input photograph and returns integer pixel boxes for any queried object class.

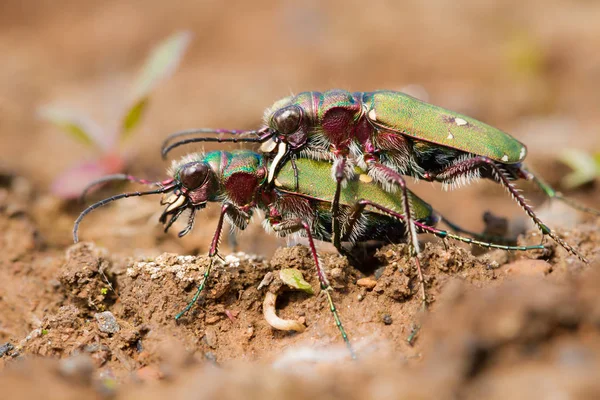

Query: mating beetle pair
[76,90,598,356]
[163,90,594,262]
[74,149,545,357]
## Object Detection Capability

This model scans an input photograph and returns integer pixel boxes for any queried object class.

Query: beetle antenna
[80,174,175,202]
[554,193,600,216]
[161,128,268,159]
[162,137,264,159]
[73,185,175,243]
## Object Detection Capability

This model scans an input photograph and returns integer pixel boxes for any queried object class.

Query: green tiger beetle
[74,150,546,358]
[161,90,599,271]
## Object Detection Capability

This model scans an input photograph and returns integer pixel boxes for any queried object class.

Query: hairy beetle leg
[367,162,425,308]
[271,217,356,360]
[425,156,588,263]
[338,198,546,344]
[331,155,347,250]
[176,203,233,320]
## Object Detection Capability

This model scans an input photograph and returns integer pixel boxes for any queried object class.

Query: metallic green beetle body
[74,149,548,356]
[261,89,527,183]
[367,91,526,164]
[275,157,434,222]
[162,90,594,262]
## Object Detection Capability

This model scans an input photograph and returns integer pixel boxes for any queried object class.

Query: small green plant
[39,31,191,198]
[558,149,600,189]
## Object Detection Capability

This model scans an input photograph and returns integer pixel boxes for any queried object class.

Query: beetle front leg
[331,155,347,250]
[366,161,421,256]
[425,156,588,263]
[270,216,356,359]
[343,199,427,314]
[175,203,245,320]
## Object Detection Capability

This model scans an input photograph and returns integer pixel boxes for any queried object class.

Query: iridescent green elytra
[275,157,434,222]
[366,91,526,163]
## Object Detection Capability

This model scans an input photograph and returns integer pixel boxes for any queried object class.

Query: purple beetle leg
[270,216,356,359]
[425,156,587,263]
[364,162,425,307]
[345,199,546,251]
[342,197,548,334]
[344,192,427,313]
[175,203,234,320]
[331,155,348,249]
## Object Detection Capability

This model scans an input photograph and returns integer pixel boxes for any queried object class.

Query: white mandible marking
[260,138,277,153]
[268,142,288,183]
[368,109,377,121]
[165,195,186,212]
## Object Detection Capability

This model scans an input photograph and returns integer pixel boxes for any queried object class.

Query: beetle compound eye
[273,105,302,135]
[179,162,209,190]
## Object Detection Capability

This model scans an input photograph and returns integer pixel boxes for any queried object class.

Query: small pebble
[95,311,120,334]
[357,278,377,289]
[0,342,14,357]
[205,352,217,364]
[59,355,95,384]
[382,314,393,325]
[204,327,218,349]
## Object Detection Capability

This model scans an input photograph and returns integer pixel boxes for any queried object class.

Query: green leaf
[279,268,314,295]
[558,149,599,189]
[121,97,149,135]
[38,106,103,148]
[593,153,600,170]
[121,31,191,140]
[131,31,192,99]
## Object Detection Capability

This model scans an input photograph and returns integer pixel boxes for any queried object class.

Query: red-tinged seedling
[39,31,191,199]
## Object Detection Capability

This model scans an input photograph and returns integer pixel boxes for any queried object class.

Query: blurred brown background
[1,0,598,253]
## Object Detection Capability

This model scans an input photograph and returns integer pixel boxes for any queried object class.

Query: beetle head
[265,92,317,150]
[159,159,219,236]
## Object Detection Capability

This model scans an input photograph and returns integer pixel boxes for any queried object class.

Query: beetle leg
[269,216,356,359]
[175,203,238,320]
[518,165,600,216]
[342,198,547,314]
[331,154,353,249]
[343,199,546,251]
[365,162,421,256]
[440,215,517,246]
[331,156,347,250]
[290,154,300,192]
[344,198,427,313]
[426,156,588,263]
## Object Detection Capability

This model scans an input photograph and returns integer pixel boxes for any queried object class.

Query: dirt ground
[1,1,600,399]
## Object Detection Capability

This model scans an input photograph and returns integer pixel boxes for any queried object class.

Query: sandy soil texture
[1,1,599,398]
